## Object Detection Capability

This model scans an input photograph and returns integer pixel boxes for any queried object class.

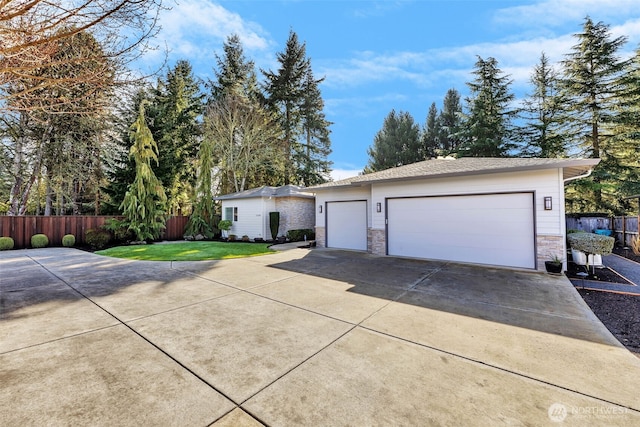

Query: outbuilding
[215,185,315,241]
[309,157,599,270]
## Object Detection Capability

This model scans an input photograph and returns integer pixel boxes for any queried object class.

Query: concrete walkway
[569,254,640,295]
[604,254,640,286]
[2,247,640,426]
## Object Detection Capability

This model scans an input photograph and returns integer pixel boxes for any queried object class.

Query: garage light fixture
[318,205,322,213]
[544,196,552,210]
[376,202,382,212]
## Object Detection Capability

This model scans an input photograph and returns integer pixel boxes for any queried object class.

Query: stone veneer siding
[315,226,326,247]
[275,197,315,237]
[368,228,385,255]
[536,234,565,270]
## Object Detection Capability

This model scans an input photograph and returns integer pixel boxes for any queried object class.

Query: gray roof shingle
[309,157,600,190]
[215,184,314,200]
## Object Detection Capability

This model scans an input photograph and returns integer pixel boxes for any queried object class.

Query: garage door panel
[326,201,367,251]
[387,193,535,269]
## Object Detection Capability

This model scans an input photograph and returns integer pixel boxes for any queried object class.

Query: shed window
[224,207,233,221]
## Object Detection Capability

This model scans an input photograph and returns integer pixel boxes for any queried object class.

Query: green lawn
[96,241,275,261]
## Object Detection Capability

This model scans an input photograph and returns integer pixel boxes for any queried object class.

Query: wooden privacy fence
[0,215,189,249]
[566,215,639,246]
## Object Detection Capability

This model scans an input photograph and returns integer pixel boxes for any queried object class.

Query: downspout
[560,168,594,271]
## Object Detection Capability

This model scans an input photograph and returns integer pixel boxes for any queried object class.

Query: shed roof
[309,157,600,190]
[215,184,314,200]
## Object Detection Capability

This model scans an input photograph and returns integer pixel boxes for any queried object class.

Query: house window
[225,207,233,221]
[233,207,238,221]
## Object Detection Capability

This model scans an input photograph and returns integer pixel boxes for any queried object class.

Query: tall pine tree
[458,56,516,157]
[520,53,566,158]
[297,68,332,185]
[364,110,421,173]
[422,102,440,158]
[561,17,629,213]
[439,88,463,154]
[263,30,331,185]
[150,60,203,215]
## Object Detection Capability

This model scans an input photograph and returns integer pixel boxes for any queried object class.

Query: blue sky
[142,0,640,180]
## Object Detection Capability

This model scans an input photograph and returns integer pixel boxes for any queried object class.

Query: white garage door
[387,193,535,269]
[326,201,368,251]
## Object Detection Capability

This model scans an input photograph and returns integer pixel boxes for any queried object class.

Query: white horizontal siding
[314,186,371,228]
[370,169,564,236]
[221,198,265,239]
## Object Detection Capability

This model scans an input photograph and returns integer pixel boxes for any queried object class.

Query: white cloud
[153,0,272,63]
[493,0,639,29]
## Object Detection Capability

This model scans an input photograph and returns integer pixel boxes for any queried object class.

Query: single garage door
[387,193,535,269]
[326,201,367,251]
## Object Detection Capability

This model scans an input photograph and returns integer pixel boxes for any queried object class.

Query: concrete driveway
[1,246,639,426]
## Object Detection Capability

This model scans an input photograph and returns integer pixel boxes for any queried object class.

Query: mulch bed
[578,289,640,354]
[568,247,640,355]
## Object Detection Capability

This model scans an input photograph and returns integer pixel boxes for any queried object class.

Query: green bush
[85,228,111,250]
[0,236,14,250]
[31,234,49,248]
[62,234,76,247]
[286,229,315,242]
[102,218,132,243]
[567,232,614,255]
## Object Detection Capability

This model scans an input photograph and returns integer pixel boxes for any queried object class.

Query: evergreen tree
[422,102,440,158]
[364,110,421,173]
[208,34,260,103]
[518,53,566,157]
[120,103,167,241]
[458,56,517,157]
[297,68,332,186]
[561,17,629,213]
[102,87,150,214]
[438,88,463,154]
[263,30,310,185]
[185,122,216,238]
[605,47,640,213]
[150,60,203,215]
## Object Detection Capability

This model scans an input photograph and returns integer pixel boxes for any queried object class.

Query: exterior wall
[314,186,371,229]
[222,196,314,240]
[221,198,266,239]
[275,197,315,237]
[369,169,566,270]
[318,169,567,270]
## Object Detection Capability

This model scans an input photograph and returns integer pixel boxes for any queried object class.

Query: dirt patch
[578,289,640,355]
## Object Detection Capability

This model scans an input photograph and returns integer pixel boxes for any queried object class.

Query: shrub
[102,218,132,243]
[241,235,250,242]
[567,232,614,255]
[62,234,76,247]
[0,236,14,250]
[85,228,111,250]
[269,212,279,240]
[31,234,49,248]
[286,229,315,242]
[228,234,237,241]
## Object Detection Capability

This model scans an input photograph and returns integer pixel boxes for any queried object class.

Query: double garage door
[325,193,536,269]
[387,193,536,269]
